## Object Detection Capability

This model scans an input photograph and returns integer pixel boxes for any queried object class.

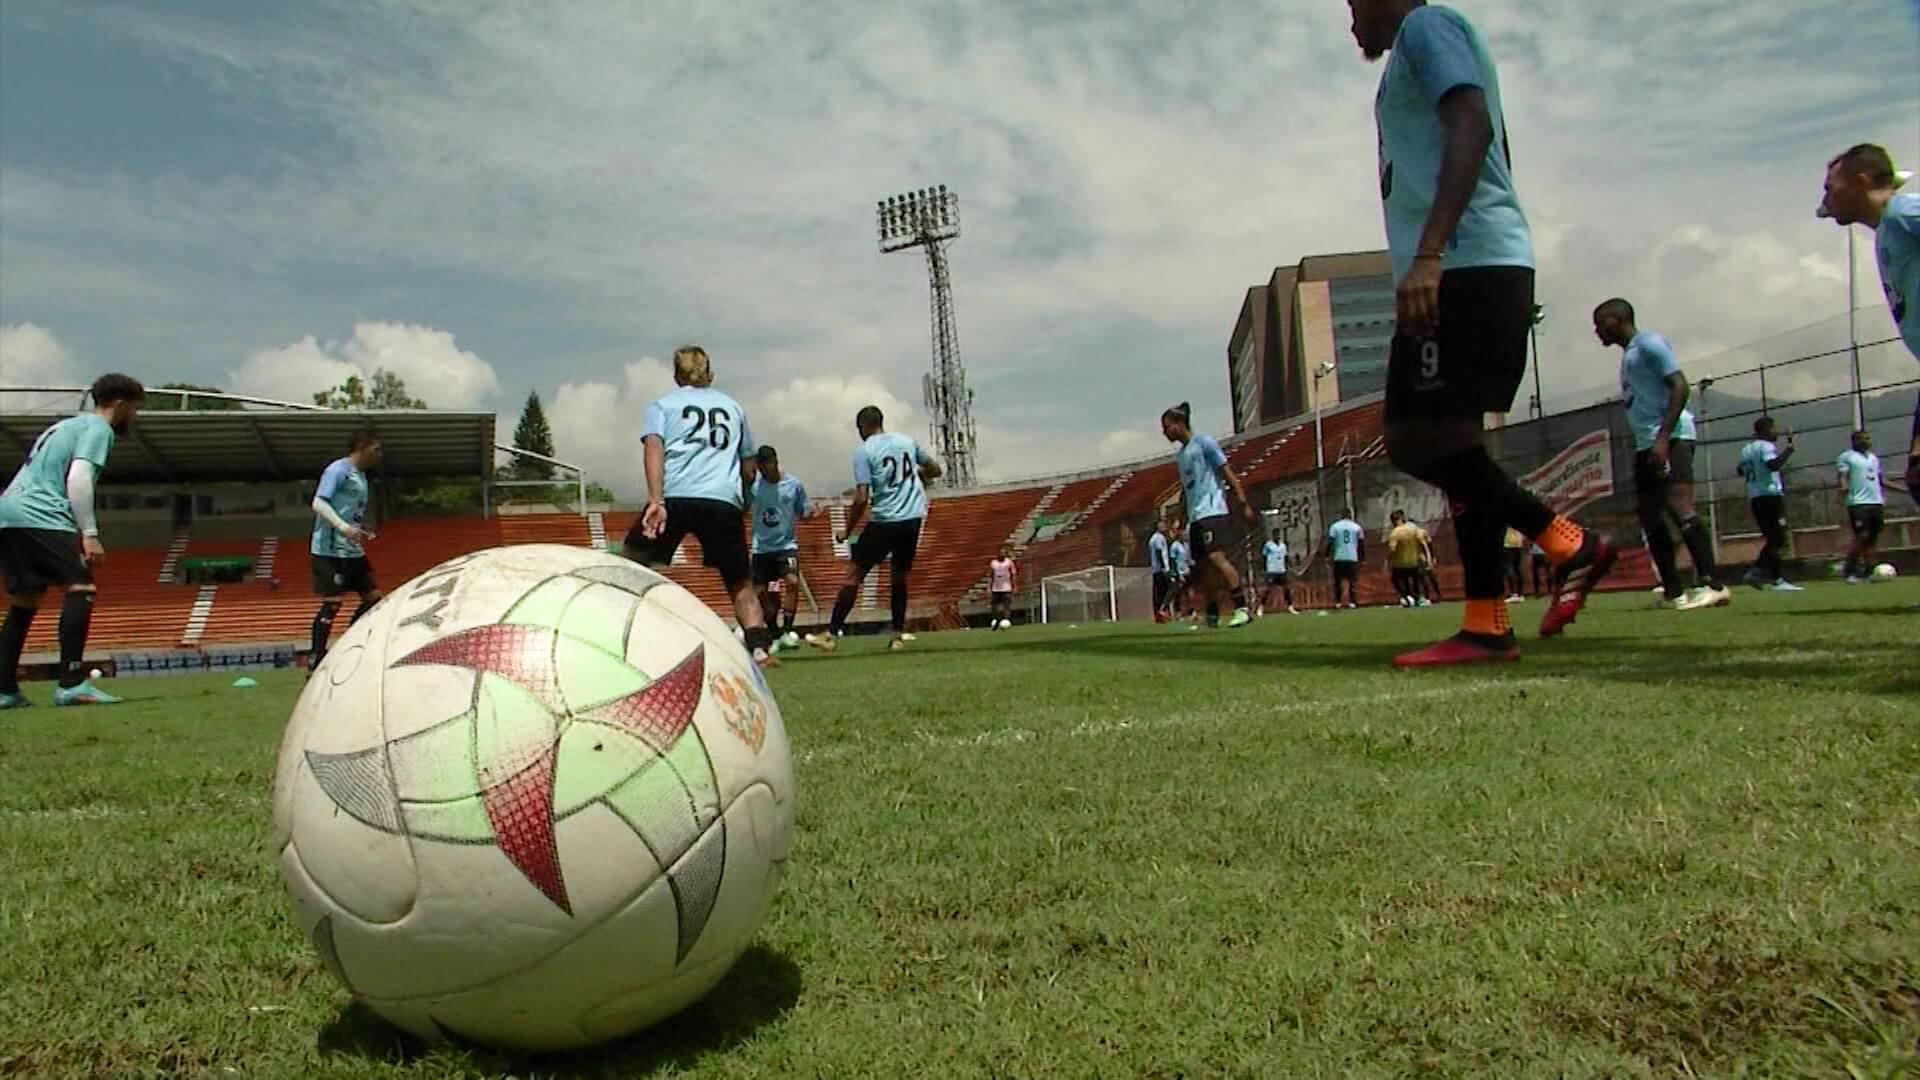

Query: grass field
[3,582,1917,1078]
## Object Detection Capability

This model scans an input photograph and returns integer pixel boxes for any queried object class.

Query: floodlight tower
[877,184,977,488]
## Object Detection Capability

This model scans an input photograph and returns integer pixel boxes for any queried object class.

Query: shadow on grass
[317,942,802,1077]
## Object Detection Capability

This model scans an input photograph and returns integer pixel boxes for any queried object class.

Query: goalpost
[1039,566,1154,624]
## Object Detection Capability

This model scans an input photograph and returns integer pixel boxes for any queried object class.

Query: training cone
[232,676,259,689]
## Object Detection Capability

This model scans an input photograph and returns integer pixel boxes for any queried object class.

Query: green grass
[3,582,1917,1078]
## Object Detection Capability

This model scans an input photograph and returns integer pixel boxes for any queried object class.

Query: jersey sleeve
[793,480,810,516]
[642,400,669,442]
[1641,335,1682,379]
[314,461,346,501]
[1199,434,1227,470]
[74,419,114,467]
[1399,7,1486,107]
[852,447,872,487]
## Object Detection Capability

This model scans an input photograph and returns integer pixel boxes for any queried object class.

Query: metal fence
[1068,316,1916,610]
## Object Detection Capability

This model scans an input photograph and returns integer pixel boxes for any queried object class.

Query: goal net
[1039,566,1155,624]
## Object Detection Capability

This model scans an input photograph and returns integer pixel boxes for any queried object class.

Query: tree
[156,383,243,410]
[509,391,556,480]
[313,369,426,409]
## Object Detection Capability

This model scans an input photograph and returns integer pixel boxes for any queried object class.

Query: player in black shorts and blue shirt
[1161,402,1257,628]
[1349,0,1612,666]
[1594,300,1730,611]
[308,433,384,670]
[1837,430,1885,585]
[622,346,777,668]
[749,445,814,648]
[0,373,145,708]
[810,405,941,653]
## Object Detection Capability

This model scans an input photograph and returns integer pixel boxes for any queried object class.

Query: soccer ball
[782,631,801,648]
[998,619,1012,630]
[1872,563,1897,580]
[273,545,794,1050]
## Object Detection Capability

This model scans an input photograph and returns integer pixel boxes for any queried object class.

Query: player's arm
[639,399,671,537]
[916,445,942,483]
[1769,432,1796,470]
[738,454,759,507]
[66,459,105,561]
[842,486,870,539]
[1401,21,1496,337]
[1836,457,1851,496]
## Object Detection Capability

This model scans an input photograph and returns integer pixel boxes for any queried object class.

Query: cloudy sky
[2,1,1916,496]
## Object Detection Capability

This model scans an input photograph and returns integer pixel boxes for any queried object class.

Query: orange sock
[1534,515,1584,564]
[1463,598,1512,637]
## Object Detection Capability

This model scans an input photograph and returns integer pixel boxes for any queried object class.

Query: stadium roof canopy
[0,389,503,483]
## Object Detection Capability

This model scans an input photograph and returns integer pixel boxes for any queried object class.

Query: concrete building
[1227,250,1395,433]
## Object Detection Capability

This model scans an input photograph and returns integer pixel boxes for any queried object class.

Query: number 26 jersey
[643,386,757,507]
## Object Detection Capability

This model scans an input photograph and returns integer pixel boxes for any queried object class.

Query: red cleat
[1392,632,1519,668]
[1539,531,1616,638]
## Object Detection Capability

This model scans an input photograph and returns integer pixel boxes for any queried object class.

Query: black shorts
[1633,440,1697,496]
[1266,572,1290,587]
[851,518,922,574]
[1848,504,1885,545]
[0,527,91,595]
[1332,560,1359,583]
[1189,515,1236,561]
[1383,267,1535,423]
[752,551,799,586]
[625,498,751,588]
[311,555,377,598]
[990,589,1013,607]
[1750,495,1786,536]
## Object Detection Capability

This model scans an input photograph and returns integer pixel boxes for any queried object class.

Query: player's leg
[1634,458,1684,602]
[347,561,382,627]
[0,535,44,704]
[817,527,884,648]
[780,561,801,636]
[885,522,921,645]
[698,504,771,663]
[1859,508,1884,576]
[1664,443,1723,602]
[1207,551,1249,625]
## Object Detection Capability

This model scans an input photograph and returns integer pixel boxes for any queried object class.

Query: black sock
[311,601,341,665]
[1642,525,1682,598]
[829,584,857,634]
[0,605,37,695]
[1677,515,1718,587]
[780,608,795,634]
[1419,446,1555,540]
[347,598,374,627]
[56,591,95,689]
[744,625,773,654]
[1447,498,1506,602]
[890,574,909,634]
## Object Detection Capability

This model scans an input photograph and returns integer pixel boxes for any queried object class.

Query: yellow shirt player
[1502,527,1527,601]
[1386,511,1431,608]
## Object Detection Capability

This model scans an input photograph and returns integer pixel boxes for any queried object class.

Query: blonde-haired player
[621,346,777,668]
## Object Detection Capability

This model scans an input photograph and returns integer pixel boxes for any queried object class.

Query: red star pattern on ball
[394,624,706,914]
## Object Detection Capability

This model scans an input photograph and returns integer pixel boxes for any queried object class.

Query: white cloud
[544,358,676,498]
[0,322,79,387]
[227,322,501,409]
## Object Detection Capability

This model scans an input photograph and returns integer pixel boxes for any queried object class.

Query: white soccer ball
[1872,563,1897,580]
[273,545,794,1051]
[89,667,104,680]
[782,631,801,648]
[999,619,1012,630]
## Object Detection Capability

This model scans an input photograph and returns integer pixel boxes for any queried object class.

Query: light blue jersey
[1176,434,1230,522]
[311,458,370,558]
[1876,191,1920,360]
[1619,331,1697,451]
[0,414,114,533]
[1148,531,1171,573]
[642,386,755,507]
[1838,450,1883,506]
[1169,540,1191,577]
[1263,540,1290,575]
[1327,519,1365,563]
[853,431,932,523]
[1740,439,1785,498]
[1375,4,1533,286]
[750,474,810,555]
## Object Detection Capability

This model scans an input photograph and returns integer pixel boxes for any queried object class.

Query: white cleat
[1674,585,1733,611]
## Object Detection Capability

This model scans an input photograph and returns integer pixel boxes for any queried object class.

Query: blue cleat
[53,681,124,706]
[0,691,30,710]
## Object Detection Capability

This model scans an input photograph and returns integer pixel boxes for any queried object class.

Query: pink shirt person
[989,557,1017,593]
